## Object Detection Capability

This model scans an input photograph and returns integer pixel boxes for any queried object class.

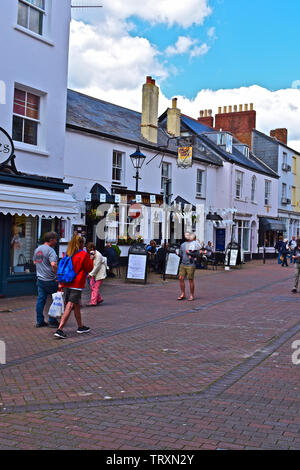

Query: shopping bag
[48,292,64,318]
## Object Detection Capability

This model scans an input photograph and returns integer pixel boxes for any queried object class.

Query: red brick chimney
[214,104,256,149]
[270,128,288,145]
[198,109,214,128]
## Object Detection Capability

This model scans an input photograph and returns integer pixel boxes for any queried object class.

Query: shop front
[0,178,79,297]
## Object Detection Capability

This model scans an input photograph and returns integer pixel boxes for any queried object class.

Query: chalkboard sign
[126,253,147,283]
[165,253,180,276]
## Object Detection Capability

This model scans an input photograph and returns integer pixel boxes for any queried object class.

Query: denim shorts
[63,288,82,304]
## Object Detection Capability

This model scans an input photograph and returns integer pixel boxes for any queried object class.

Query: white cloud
[190,43,210,57]
[166,36,209,58]
[69,19,168,93]
[101,0,212,28]
[166,36,198,56]
[207,26,216,38]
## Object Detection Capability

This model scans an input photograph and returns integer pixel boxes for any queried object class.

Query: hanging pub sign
[178,146,192,168]
[0,127,18,173]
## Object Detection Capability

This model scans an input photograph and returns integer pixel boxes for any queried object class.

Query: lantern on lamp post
[130,146,146,193]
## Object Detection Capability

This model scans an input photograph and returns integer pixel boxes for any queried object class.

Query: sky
[69,0,300,150]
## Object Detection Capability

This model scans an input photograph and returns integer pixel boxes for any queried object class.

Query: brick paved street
[0,261,299,450]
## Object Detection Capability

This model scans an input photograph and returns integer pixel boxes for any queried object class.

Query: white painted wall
[0,0,71,178]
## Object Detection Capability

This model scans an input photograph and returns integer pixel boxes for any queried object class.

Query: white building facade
[0,0,80,296]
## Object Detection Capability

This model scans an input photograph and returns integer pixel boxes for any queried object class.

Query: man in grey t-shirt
[33,232,59,328]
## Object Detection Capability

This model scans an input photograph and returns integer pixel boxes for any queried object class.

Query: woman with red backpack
[54,235,94,339]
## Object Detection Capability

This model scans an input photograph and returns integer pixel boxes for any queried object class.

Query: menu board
[165,253,180,276]
[127,254,147,282]
[229,249,238,266]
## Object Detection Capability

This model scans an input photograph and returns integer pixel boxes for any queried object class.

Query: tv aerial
[71,1,103,9]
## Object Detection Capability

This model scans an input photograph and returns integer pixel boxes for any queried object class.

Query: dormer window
[217,132,232,154]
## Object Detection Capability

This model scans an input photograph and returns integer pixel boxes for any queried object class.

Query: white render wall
[64,129,279,252]
[0,0,71,178]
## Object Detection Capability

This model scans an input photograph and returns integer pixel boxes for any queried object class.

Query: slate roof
[182,115,279,178]
[67,89,178,151]
[66,89,222,167]
[253,129,300,156]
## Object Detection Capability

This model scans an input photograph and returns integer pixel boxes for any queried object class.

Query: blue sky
[130,0,300,99]
[69,0,300,149]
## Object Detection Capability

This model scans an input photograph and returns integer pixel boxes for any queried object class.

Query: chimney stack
[141,76,159,143]
[198,108,214,128]
[214,103,256,149]
[167,97,181,137]
[270,128,288,145]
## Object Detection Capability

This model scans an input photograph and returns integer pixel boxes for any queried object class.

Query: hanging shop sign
[178,146,192,168]
[165,253,180,276]
[0,127,18,173]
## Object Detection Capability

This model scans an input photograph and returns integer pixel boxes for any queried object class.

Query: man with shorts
[178,232,198,302]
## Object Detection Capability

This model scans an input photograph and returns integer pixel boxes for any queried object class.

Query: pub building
[85,183,164,258]
[0,128,79,297]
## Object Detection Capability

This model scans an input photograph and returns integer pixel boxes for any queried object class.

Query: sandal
[177,296,186,301]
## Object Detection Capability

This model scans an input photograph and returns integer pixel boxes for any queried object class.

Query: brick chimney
[141,76,159,144]
[167,97,181,137]
[270,128,288,145]
[198,109,214,128]
[214,103,256,149]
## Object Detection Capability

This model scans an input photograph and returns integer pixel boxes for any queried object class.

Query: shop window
[40,218,66,242]
[10,215,37,275]
[237,220,250,252]
[12,88,40,145]
[17,0,46,36]
[264,231,276,248]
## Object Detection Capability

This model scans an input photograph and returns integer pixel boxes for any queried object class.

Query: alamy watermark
[291,340,300,365]
[0,80,6,104]
[0,340,6,365]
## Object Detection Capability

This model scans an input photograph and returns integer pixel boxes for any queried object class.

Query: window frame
[112,150,124,185]
[161,162,172,204]
[264,180,272,206]
[196,169,205,197]
[251,175,256,202]
[17,0,46,36]
[12,88,41,146]
[235,170,244,200]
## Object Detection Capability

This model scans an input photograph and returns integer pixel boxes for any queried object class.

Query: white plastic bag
[48,292,64,318]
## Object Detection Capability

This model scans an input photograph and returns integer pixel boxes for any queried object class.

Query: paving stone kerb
[0,261,299,450]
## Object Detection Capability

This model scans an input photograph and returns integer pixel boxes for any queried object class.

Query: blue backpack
[57,255,77,284]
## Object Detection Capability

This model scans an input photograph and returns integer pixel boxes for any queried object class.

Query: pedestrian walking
[54,235,94,339]
[291,239,300,293]
[279,239,289,267]
[86,242,107,307]
[177,232,199,302]
[275,236,284,264]
[289,236,297,264]
[33,232,60,328]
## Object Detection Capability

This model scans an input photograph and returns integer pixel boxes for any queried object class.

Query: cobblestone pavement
[0,261,299,450]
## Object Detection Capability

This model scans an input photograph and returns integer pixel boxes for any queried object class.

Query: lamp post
[130,146,146,193]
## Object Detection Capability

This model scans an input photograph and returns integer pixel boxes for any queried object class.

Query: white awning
[0,183,80,219]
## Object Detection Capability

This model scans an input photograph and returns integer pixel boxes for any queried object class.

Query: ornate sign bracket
[0,127,19,175]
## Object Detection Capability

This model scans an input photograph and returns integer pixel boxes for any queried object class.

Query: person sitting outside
[146,240,158,272]
[205,241,214,258]
[103,242,119,278]
[157,243,169,274]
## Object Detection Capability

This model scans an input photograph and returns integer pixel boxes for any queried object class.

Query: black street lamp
[130,146,146,192]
